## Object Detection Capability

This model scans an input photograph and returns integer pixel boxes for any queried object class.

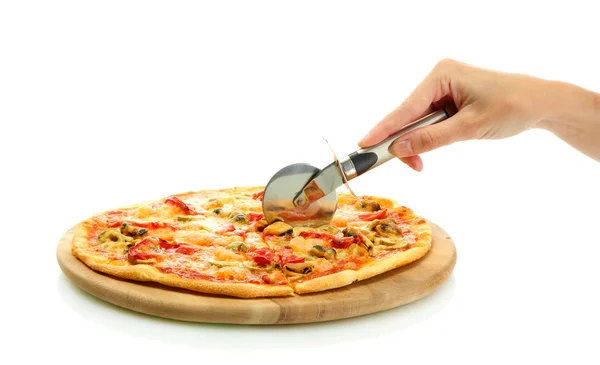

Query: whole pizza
[71,186,432,298]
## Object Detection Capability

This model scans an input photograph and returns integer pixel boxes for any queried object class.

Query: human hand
[358,59,585,171]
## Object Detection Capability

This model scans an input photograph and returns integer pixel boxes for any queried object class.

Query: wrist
[537,80,600,132]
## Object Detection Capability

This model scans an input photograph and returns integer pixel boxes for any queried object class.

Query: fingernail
[391,140,413,157]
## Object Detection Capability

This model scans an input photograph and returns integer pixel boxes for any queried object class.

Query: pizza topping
[205,198,223,209]
[292,226,316,237]
[216,223,248,240]
[114,220,177,230]
[284,262,313,274]
[374,222,400,236]
[247,247,277,264]
[289,236,314,253]
[283,262,314,282]
[278,250,306,265]
[174,246,197,255]
[375,239,409,249]
[331,236,359,249]
[127,236,198,264]
[231,213,248,224]
[127,236,164,263]
[214,247,245,262]
[246,212,264,222]
[208,259,245,268]
[227,241,249,252]
[216,266,248,281]
[251,191,264,201]
[365,219,406,247]
[176,216,198,222]
[358,209,388,221]
[317,225,340,235]
[298,230,336,243]
[355,200,381,212]
[309,245,337,260]
[261,273,276,284]
[344,230,358,238]
[356,233,374,255]
[263,221,293,236]
[212,208,223,216]
[165,196,198,215]
[367,219,399,234]
[347,243,369,257]
[120,222,148,237]
[216,223,236,233]
[97,228,133,244]
[251,218,269,232]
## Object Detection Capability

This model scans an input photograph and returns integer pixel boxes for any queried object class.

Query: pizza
[71,186,432,298]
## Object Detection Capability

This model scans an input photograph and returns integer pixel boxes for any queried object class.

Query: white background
[1,1,599,364]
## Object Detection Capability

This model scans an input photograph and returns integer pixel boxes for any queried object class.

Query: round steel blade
[262,163,337,227]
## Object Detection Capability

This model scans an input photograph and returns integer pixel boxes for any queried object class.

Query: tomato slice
[216,223,236,233]
[358,209,387,221]
[299,231,335,243]
[248,247,276,264]
[332,236,359,248]
[128,237,165,262]
[251,191,264,201]
[246,212,264,222]
[279,253,305,265]
[175,246,196,255]
[128,237,197,263]
[164,196,198,215]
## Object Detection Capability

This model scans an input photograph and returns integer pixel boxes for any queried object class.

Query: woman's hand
[358,59,600,171]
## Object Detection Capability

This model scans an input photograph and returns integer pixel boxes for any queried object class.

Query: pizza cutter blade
[262,163,338,228]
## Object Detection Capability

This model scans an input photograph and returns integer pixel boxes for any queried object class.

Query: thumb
[389,111,472,157]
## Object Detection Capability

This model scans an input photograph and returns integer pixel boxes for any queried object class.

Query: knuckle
[435,58,456,71]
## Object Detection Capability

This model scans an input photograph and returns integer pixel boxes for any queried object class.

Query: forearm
[538,81,600,162]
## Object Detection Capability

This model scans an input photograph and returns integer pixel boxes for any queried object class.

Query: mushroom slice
[344,225,375,242]
[253,219,269,232]
[283,262,314,275]
[97,228,133,244]
[208,259,244,268]
[309,245,337,260]
[376,241,410,250]
[347,243,369,257]
[355,199,381,212]
[263,221,293,236]
[227,241,249,252]
[120,222,148,237]
[367,219,402,239]
[354,232,374,256]
[230,213,249,224]
[374,222,400,237]
[317,225,339,235]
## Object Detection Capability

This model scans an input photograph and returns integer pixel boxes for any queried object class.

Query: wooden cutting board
[56,220,456,325]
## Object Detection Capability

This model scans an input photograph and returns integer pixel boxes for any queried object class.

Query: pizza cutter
[262,105,457,227]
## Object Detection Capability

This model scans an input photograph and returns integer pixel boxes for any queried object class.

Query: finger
[358,62,453,148]
[399,155,423,172]
[389,110,472,157]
